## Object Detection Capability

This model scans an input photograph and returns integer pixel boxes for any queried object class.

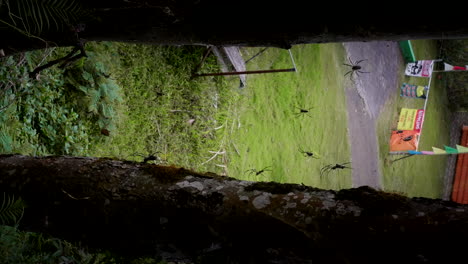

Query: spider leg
[344,70,352,77]
[355,59,367,64]
[320,166,327,176]
[340,162,352,169]
[348,57,354,65]
[295,106,314,112]
[358,70,370,74]
[295,112,313,118]
[245,169,255,176]
[320,170,326,180]
[343,63,353,67]
[299,149,307,157]
[320,164,332,178]
[322,167,332,179]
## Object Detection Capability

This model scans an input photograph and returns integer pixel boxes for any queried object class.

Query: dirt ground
[343,41,404,189]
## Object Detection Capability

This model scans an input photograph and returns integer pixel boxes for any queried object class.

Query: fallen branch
[29,41,87,79]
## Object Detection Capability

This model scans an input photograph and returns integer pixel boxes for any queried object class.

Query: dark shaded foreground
[0,155,467,263]
[2,1,468,56]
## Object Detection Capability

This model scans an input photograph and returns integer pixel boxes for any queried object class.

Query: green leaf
[77,85,88,93]
[82,71,93,82]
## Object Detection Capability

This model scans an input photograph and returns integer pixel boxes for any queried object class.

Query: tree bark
[0,154,467,263]
[1,1,468,55]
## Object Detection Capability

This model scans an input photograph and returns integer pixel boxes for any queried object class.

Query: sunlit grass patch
[226,44,352,190]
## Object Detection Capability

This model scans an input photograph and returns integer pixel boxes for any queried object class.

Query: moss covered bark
[1,154,467,263]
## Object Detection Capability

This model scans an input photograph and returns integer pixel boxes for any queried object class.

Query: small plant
[63,52,122,134]
[0,225,122,264]
[0,47,125,156]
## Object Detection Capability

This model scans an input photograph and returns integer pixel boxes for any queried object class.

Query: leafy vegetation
[0,224,169,264]
[0,194,162,263]
[0,42,237,176]
[0,47,120,155]
[83,43,238,174]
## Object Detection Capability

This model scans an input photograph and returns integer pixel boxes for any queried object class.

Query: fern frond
[0,193,25,225]
[31,0,42,33]
[16,0,32,33]
[0,131,13,153]
[88,89,101,105]
[85,89,100,114]
[100,104,113,118]
[8,0,85,35]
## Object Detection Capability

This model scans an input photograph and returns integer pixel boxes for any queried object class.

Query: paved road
[343,41,404,189]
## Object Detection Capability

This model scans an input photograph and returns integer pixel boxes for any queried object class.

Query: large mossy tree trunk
[1,1,468,55]
[0,154,467,263]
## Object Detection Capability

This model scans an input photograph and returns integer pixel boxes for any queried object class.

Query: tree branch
[28,41,87,79]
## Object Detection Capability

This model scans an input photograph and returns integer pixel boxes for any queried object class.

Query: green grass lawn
[225,44,352,190]
[377,40,451,198]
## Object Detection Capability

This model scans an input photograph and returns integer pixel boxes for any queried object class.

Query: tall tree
[1,1,468,55]
[0,155,467,263]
